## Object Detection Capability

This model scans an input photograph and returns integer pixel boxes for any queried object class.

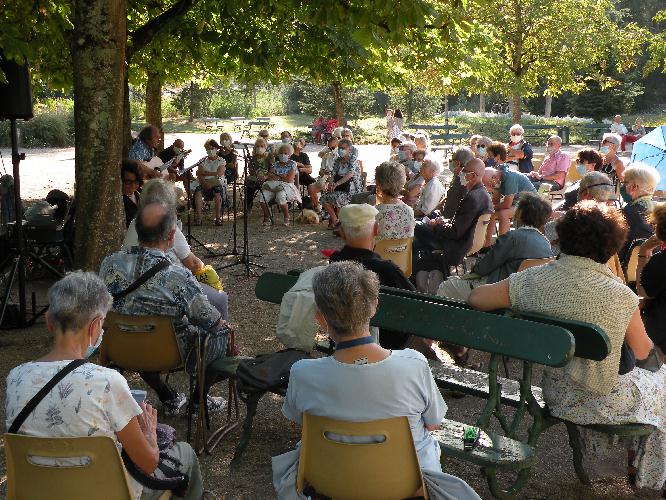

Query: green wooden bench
[248,272,656,498]
[241,120,272,138]
[408,123,458,133]
[580,123,608,146]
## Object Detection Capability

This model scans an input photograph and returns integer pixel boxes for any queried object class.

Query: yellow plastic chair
[3,434,172,500]
[625,245,641,284]
[467,213,492,258]
[296,413,428,500]
[374,237,413,278]
[517,257,555,272]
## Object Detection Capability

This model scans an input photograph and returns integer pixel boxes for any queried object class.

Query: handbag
[7,359,188,495]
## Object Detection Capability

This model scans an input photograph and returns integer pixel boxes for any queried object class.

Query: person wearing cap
[527,135,570,191]
[599,133,625,184]
[329,203,418,348]
[442,147,475,219]
[413,158,446,218]
[412,159,493,291]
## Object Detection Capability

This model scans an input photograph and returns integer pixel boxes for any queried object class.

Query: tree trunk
[510,93,522,124]
[544,94,552,118]
[479,93,486,113]
[188,81,195,122]
[332,81,345,125]
[72,0,127,270]
[145,70,163,150]
[122,70,132,157]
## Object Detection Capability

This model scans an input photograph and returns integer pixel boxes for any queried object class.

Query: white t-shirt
[5,361,143,498]
[416,177,446,216]
[124,219,190,263]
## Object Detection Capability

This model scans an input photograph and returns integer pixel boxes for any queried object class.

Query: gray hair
[624,162,660,194]
[400,141,417,152]
[547,135,562,145]
[579,172,614,202]
[136,202,176,245]
[47,271,112,332]
[374,161,406,198]
[140,178,177,208]
[340,219,375,240]
[510,124,524,135]
[478,136,493,147]
[338,138,353,149]
[342,127,353,138]
[423,157,442,175]
[277,143,294,155]
[452,146,474,166]
[312,261,379,337]
[602,133,621,147]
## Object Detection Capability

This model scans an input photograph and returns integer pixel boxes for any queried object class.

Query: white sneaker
[163,392,187,416]
[206,395,227,413]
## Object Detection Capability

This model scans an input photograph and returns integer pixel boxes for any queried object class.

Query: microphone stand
[217,143,264,277]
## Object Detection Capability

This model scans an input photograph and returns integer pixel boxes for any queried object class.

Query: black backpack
[236,349,312,396]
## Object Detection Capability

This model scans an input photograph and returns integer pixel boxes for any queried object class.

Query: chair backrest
[467,213,492,257]
[374,237,413,278]
[517,257,555,272]
[625,245,641,283]
[4,434,134,500]
[607,254,626,283]
[296,413,426,500]
[100,312,183,372]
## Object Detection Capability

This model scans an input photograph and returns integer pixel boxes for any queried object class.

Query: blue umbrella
[631,125,666,190]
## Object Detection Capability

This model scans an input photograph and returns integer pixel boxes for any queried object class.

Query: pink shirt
[538,150,570,178]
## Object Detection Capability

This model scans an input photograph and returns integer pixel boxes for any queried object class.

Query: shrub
[0,111,74,148]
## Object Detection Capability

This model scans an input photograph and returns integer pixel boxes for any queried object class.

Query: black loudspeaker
[0,57,34,120]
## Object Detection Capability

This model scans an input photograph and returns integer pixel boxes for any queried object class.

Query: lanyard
[335,336,375,351]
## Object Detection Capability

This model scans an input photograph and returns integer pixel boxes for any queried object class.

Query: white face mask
[282,137,291,144]
[338,148,349,158]
[207,149,217,158]
[255,146,266,155]
[511,134,523,143]
[173,146,182,154]
[85,327,104,358]
[278,153,289,163]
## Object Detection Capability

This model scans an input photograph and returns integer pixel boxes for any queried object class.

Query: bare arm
[636,235,660,298]
[625,308,653,360]
[181,252,204,274]
[468,279,511,311]
[495,194,514,210]
[613,158,625,182]
[116,403,159,475]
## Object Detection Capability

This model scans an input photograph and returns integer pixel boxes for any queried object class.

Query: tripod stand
[0,119,63,329]
[217,144,264,277]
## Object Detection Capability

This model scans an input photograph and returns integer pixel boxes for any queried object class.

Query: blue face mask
[85,328,104,358]
[278,154,289,163]
[576,163,587,176]
[478,146,486,156]
[620,184,633,204]
[599,146,610,155]
[398,150,407,161]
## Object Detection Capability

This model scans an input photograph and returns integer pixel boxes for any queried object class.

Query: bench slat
[434,419,536,470]
[372,293,574,366]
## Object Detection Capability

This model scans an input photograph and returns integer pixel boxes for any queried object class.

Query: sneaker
[163,392,187,416]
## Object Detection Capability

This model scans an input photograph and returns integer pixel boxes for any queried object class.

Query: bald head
[483,167,501,190]
[136,202,176,248]
[460,158,485,188]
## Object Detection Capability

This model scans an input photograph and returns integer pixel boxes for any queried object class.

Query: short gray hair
[136,202,176,245]
[342,127,353,138]
[277,143,294,155]
[340,219,375,240]
[338,138,353,149]
[140,178,177,208]
[423,157,441,175]
[624,162,660,194]
[579,171,614,202]
[48,271,112,332]
[602,133,621,147]
[510,124,524,135]
[400,141,417,152]
[548,135,562,145]
[313,261,379,337]
[375,161,406,198]
[452,146,474,166]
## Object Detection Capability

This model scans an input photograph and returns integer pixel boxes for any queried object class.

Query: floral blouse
[375,201,415,241]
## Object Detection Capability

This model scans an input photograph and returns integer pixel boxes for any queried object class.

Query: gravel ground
[0,143,652,499]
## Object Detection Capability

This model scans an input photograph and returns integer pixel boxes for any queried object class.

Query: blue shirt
[499,164,536,205]
[272,160,297,177]
[128,139,155,162]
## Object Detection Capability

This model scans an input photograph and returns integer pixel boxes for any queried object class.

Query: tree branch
[128,0,200,60]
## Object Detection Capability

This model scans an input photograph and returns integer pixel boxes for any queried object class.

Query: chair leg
[565,421,591,485]
[231,392,263,467]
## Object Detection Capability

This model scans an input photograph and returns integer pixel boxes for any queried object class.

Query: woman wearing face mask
[599,133,626,185]
[260,143,301,226]
[4,272,205,500]
[311,137,340,213]
[218,132,238,185]
[442,147,474,219]
[321,138,362,229]
[280,130,293,145]
[246,138,271,211]
[193,139,226,225]
[506,124,534,173]
[401,150,427,207]
[561,149,604,210]
[618,163,660,264]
